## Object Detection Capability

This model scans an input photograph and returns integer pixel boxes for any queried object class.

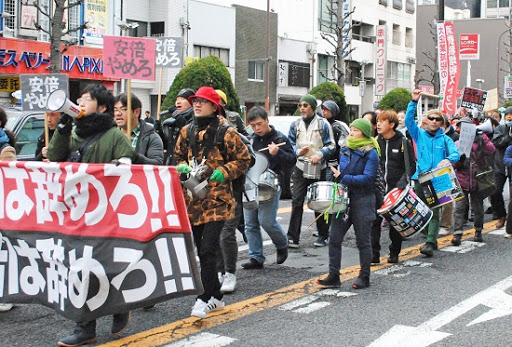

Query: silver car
[4,106,45,161]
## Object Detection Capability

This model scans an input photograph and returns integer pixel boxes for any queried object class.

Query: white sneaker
[218,272,224,285]
[190,297,225,319]
[220,272,236,293]
[438,227,450,236]
[0,303,13,312]
[191,298,209,318]
[505,233,512,239]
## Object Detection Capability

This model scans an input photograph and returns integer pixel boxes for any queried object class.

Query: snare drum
[418,165,464,209]
[303,158,321,179]
[258,169,279,202]
[307,181,349,214]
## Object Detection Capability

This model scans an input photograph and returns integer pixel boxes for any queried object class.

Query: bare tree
[414,21,439,93]
[23,0,88,73]
[318,0,357,88]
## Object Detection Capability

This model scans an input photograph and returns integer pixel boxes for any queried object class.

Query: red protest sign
[103,36,156,81]
[0,161,191,242]
[459,33,479,60]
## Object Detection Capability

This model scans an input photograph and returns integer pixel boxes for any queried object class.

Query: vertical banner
[155,37,184,68]
[437,22,460,115]
[20,74,69,111]
[341,0,352,57]
[84,0,108,45]
[278,62,289,87]
[103,36,157,81]
[504,75,512,99]
[375,25,387,96]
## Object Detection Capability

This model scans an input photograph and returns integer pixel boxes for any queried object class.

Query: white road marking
[489,229,506,236]
[440,241,485,254]
[294,301,331,313]
[368,275,512,346]
[279,289,357,314]
[374,260,432,277]
[165,332,236,346]
[238,240,273,252]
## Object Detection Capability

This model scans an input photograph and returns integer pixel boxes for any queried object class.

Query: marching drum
[307,181,349,214]
[303,158,321,179]
[258,169,279,202]
[418,165,464,209]
[377,187,433,238]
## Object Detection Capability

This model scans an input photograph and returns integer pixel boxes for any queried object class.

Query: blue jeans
[244,188,288,264]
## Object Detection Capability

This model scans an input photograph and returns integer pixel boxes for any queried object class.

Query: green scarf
[347,136,381,156]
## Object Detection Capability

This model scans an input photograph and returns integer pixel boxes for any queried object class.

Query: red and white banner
[375,25,387,96]
[459,33,479,60]
[437,22,460,115]
[0,161,201,321]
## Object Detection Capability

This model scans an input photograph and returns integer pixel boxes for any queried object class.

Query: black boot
[111,311,131,335]
[276,247,288,264]
[451,234,462,246]
[473,231,483,243]
[57,321,96,347]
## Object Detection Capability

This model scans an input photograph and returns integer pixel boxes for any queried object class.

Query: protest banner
[20,74,68,111]
[103,36,156,81]
[458,121,476,157]
[155,37,184,119]
[437,22,460,115]
[461,87,487,112]
[0,161,201,322]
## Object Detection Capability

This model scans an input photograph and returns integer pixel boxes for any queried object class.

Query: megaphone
[477,118,493,134]
[46,89,84,119]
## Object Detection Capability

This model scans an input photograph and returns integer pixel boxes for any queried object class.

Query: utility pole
[265,0,270,112]
[438,0,444,21]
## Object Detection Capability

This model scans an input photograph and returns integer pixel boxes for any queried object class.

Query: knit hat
[300,94,317,109]
[188,86,221,109]
[455,117,472,127]
[177,88,196,100]
[215,89,228,105]
[321,100,339,116]
[505,106,512,116]
[349,118,373,138]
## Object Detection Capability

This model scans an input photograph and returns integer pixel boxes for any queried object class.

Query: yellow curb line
[99,219,501,347]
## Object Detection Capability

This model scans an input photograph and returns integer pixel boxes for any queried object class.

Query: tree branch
[26,0,49,18]
[34,23,50,35]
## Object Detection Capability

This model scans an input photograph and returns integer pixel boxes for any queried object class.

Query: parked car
[246,115,298,199]
[3,106,45,161]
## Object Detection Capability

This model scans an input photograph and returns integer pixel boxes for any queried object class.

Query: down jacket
[454,133,495,191]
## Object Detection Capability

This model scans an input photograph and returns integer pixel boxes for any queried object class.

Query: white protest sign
[457,121,476,157]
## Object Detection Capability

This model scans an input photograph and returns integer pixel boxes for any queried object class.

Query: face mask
[506,120,512,127]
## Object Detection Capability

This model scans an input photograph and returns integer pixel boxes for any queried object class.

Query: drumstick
[308,212,325,228]
[258,142,286,152]
[420,92,443,99]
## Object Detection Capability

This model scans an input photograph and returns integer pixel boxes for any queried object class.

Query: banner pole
[44,112,49,147]
[126,80,132,141]
[156,67,163,121]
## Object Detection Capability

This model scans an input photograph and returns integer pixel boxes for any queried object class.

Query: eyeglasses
[298,103,310,108]
[192,98,209,105]
[113,107,128,113]
[427,116,443,122]
[77,97,93,104]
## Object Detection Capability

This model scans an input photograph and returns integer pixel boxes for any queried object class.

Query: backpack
[186,121,256,168]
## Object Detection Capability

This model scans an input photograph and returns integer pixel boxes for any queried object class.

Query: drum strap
[403,137,411,185]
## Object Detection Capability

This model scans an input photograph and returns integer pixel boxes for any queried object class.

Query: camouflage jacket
[175,116,251,225]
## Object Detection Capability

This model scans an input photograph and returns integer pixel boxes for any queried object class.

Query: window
[379,0,388,6]
[248,61,264,81]
[352,22,375,43]
[127,20,148,37]
[499,0,510,7]
[318,54,334,84]
[405,27,414,48]
[344,61,361,86]
[193,45,230,66]
[151,22,165,37]
[405,0,415,13]
[387,61,412,89]
[487,0,497,7]
[4,0,17,30]
[392,24,401,45]
[68,2,82,41]
[393,0,403,10]
[318,0,336,34]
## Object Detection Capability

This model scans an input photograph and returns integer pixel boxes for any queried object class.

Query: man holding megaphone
[47,84,134,347]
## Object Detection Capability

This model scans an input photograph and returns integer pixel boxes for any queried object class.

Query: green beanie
[349,118,373,138]
[300,94,317,109]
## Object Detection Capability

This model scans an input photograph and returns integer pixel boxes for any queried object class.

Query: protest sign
[20,74,68,111]
[461,87,487,112]
[103,36,156,81]
[0,161,201,321]
[457,121,476,157]
[156,37,184,68]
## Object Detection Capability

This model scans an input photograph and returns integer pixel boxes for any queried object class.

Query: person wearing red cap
[174,86,251,319]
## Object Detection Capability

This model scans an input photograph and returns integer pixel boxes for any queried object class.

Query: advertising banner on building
[84,0,108,45]
[156,37,184,68]
[505,75,512,99]
[375,25,387,96]
[459,33,480,60]
[20,74,69,111]
[0,161,200,322]
[278,62,289,87]
[437,22,460,115]
[103,36,157,81]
